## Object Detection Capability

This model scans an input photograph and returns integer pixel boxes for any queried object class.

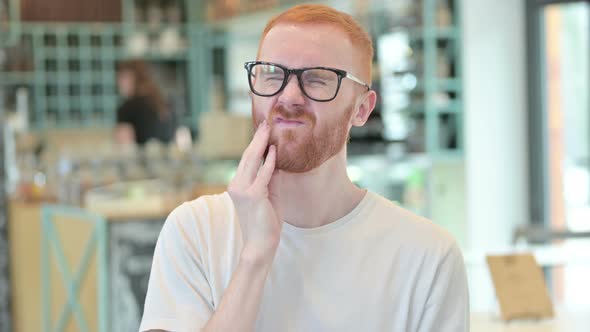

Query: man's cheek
[251,108,264,128]
[251,101,270,127]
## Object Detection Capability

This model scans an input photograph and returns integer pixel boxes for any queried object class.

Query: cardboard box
[486,253,554,321]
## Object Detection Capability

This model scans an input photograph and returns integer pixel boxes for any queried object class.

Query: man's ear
[351,90,377,127]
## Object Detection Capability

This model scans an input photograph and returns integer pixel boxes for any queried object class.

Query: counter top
[84,180,227,221]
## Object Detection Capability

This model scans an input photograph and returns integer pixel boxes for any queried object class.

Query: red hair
[257,4,373,83]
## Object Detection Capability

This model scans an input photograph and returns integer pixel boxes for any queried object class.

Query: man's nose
[277,74,305,106]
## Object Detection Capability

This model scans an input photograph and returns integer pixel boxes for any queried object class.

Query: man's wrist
[239,246,277,271]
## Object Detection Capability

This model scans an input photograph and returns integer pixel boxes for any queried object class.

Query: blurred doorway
[528,0,590,310]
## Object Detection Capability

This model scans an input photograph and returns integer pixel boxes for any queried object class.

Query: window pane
[542,1,590,309]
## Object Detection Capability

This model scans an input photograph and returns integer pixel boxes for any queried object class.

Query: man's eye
[264,75,284,82]
[306,79,327,86]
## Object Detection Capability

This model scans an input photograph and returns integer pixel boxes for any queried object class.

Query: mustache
[269,105,315,123]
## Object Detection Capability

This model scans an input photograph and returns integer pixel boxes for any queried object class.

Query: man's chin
[273,145,301,171]
[275,148,321,173]
[269,132,300,149]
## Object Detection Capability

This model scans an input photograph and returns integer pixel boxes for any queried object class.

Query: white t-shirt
[140,191,469,332]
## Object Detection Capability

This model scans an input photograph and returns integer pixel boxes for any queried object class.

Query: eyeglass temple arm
[346,73,371,90]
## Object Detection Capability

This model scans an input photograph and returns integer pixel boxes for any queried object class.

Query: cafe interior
[1,0,589,331]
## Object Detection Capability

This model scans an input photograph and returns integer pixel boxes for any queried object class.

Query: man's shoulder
[184,191,233,214]
[367,191,458,254]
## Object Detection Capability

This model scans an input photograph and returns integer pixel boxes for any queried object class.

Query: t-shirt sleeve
[139,204,214,332]
[416,242,470,332]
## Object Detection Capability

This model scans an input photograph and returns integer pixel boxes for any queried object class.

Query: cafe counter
[9,182,225,332]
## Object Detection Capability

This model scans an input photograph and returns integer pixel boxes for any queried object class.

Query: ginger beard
[253,104,354,173]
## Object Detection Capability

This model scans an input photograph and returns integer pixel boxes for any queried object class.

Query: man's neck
[270,150,366,229]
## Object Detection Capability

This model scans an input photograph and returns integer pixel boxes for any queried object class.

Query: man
[140,4,469,332]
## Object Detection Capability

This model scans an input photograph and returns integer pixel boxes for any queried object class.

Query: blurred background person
[115,59,177,145]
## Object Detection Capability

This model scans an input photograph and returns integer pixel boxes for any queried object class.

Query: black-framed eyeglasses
[244,61,371,102]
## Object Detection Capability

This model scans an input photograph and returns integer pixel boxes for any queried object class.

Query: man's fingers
[235,120,270,185]
[253,145,276,191]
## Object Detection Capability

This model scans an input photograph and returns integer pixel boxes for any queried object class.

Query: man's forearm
[202,250,274,332]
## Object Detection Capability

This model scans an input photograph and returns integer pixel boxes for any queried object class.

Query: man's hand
[228,120,281,264]
[200,121,280,332]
